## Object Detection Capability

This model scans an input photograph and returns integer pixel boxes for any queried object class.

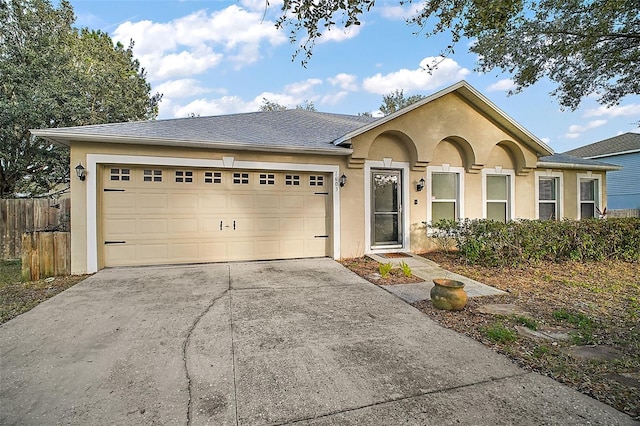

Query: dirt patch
[414,251,640,419]
[0,266,88,324]
[340,257,423,285]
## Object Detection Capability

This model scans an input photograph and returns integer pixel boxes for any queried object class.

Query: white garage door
[101,166,331,267]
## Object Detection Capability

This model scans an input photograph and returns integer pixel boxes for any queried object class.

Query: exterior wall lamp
[75,163,86,181]
[339,173,347,187]
[416,177,425,192]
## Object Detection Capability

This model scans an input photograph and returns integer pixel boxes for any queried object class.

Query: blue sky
[68,0,639,153]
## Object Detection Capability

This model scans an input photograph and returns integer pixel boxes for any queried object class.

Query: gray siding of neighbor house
[604,152,640,209]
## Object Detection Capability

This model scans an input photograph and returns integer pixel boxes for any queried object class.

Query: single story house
[32,81,621,274]
[565,132,640,210]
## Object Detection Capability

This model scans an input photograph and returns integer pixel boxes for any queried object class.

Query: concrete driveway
[0,259,634,425]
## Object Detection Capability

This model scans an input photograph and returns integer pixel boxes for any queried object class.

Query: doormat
[380,252,412,258]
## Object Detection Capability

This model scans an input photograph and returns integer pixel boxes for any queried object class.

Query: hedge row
[430,218,640,266]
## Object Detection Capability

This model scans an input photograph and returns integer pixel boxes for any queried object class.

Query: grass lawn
[0,260,87,324]
[343,253,640,420]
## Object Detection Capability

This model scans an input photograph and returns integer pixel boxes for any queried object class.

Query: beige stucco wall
[68,90,610,273]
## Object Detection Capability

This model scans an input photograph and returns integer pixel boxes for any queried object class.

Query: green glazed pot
[431,279,468,311]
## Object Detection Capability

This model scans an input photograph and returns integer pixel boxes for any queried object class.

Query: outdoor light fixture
[416,177,425,192]
[339,173,347,187]
[75,163,86,181]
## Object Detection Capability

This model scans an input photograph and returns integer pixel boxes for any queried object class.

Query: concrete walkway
[0,259,634,425]
[369,253,506,304]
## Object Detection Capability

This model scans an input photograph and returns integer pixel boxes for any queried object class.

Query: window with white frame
[482,168,515,223]
[486,175,510,222]
[430,171,460,222]
[538,177,559,220]
[579,177,600,219]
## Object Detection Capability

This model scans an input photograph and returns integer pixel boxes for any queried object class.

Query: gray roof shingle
[538,153,621,170]
[565,132,640,158]
[34,109,378,153]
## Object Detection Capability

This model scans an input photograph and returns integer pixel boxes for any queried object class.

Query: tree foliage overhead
[0,0,162,197]
[379,90,427,116]
[259,98,317,111]
[276,0,639,110]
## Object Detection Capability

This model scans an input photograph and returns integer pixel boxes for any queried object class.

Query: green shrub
[399,261,412,278]
[429,217,640,266]
[378,262,393,279]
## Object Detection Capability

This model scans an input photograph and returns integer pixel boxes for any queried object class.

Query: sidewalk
[368,252,506,304]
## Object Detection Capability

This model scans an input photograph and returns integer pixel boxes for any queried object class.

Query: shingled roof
[537,153,622,171]
[565,132,640,159]
[31,109,377,155]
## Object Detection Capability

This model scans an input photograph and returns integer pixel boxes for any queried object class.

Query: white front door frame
[364,159,410,254]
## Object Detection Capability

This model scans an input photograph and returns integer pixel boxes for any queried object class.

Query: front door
[371,170,402,247]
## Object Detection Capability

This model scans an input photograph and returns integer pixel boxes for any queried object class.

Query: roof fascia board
[537,161,622,171]
[584,149,640,159]
[30,131,353,156]
[332,80,554,157]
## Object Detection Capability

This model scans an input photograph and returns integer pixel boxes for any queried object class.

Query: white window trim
[426,165,465,224]
[534,170,564,220]
[577,172,602,219]
[364,160,411,254]
[481,168,516,221]
[85,154,341,273]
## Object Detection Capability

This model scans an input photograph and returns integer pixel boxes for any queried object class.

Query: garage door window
[143,169,162,182]
[259,173,275,185]
[286,175,300,186]
[309,175,324,186]
[175,170,193,183]
[204,171,222,184]
[233,172,249,185]
[110,168,130,181]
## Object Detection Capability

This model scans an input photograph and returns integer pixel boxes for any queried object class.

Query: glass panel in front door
[372,170,402,246]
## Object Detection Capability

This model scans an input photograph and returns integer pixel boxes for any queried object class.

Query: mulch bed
[340,256,423,285]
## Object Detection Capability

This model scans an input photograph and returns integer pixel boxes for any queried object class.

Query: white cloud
[362,57,470,94]
[147,48,224,80]
[379,1,425,20]
[486,79,516,92]
[154,79,222,99]
[318,25,362,44]
[172,96,256,117]
[112,6,287,81]
[321,91,349,105]
[584,103,640,118]
[564,119,607,139]
[284,78,323,96]
[328,73,358,91]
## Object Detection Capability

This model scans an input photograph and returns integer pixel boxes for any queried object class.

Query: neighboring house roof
[537,153,622,171]
[333,80,554,156]
[564,132,640,159]
[31,110,377,156]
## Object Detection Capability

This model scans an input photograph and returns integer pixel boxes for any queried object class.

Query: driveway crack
[183,288,228,426]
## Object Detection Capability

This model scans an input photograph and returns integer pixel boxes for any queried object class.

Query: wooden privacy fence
[21,232,71,281]
[608,209,640,218]
[0,198,70,260]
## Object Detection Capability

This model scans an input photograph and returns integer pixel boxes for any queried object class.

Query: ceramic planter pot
[431,279,468,311]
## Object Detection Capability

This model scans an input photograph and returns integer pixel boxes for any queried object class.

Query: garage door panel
[140,193,168,209]
[255,195,280,209]
[172,243,199,259]
[103,192,136,210]
[282,195,304,209]
[137,244,168,260]
[103,219,136,237]
[171,218,199,234]
[200,194,227,210]
[102,167,331,267]
[170,193,199,209]
[139,218,169,235]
